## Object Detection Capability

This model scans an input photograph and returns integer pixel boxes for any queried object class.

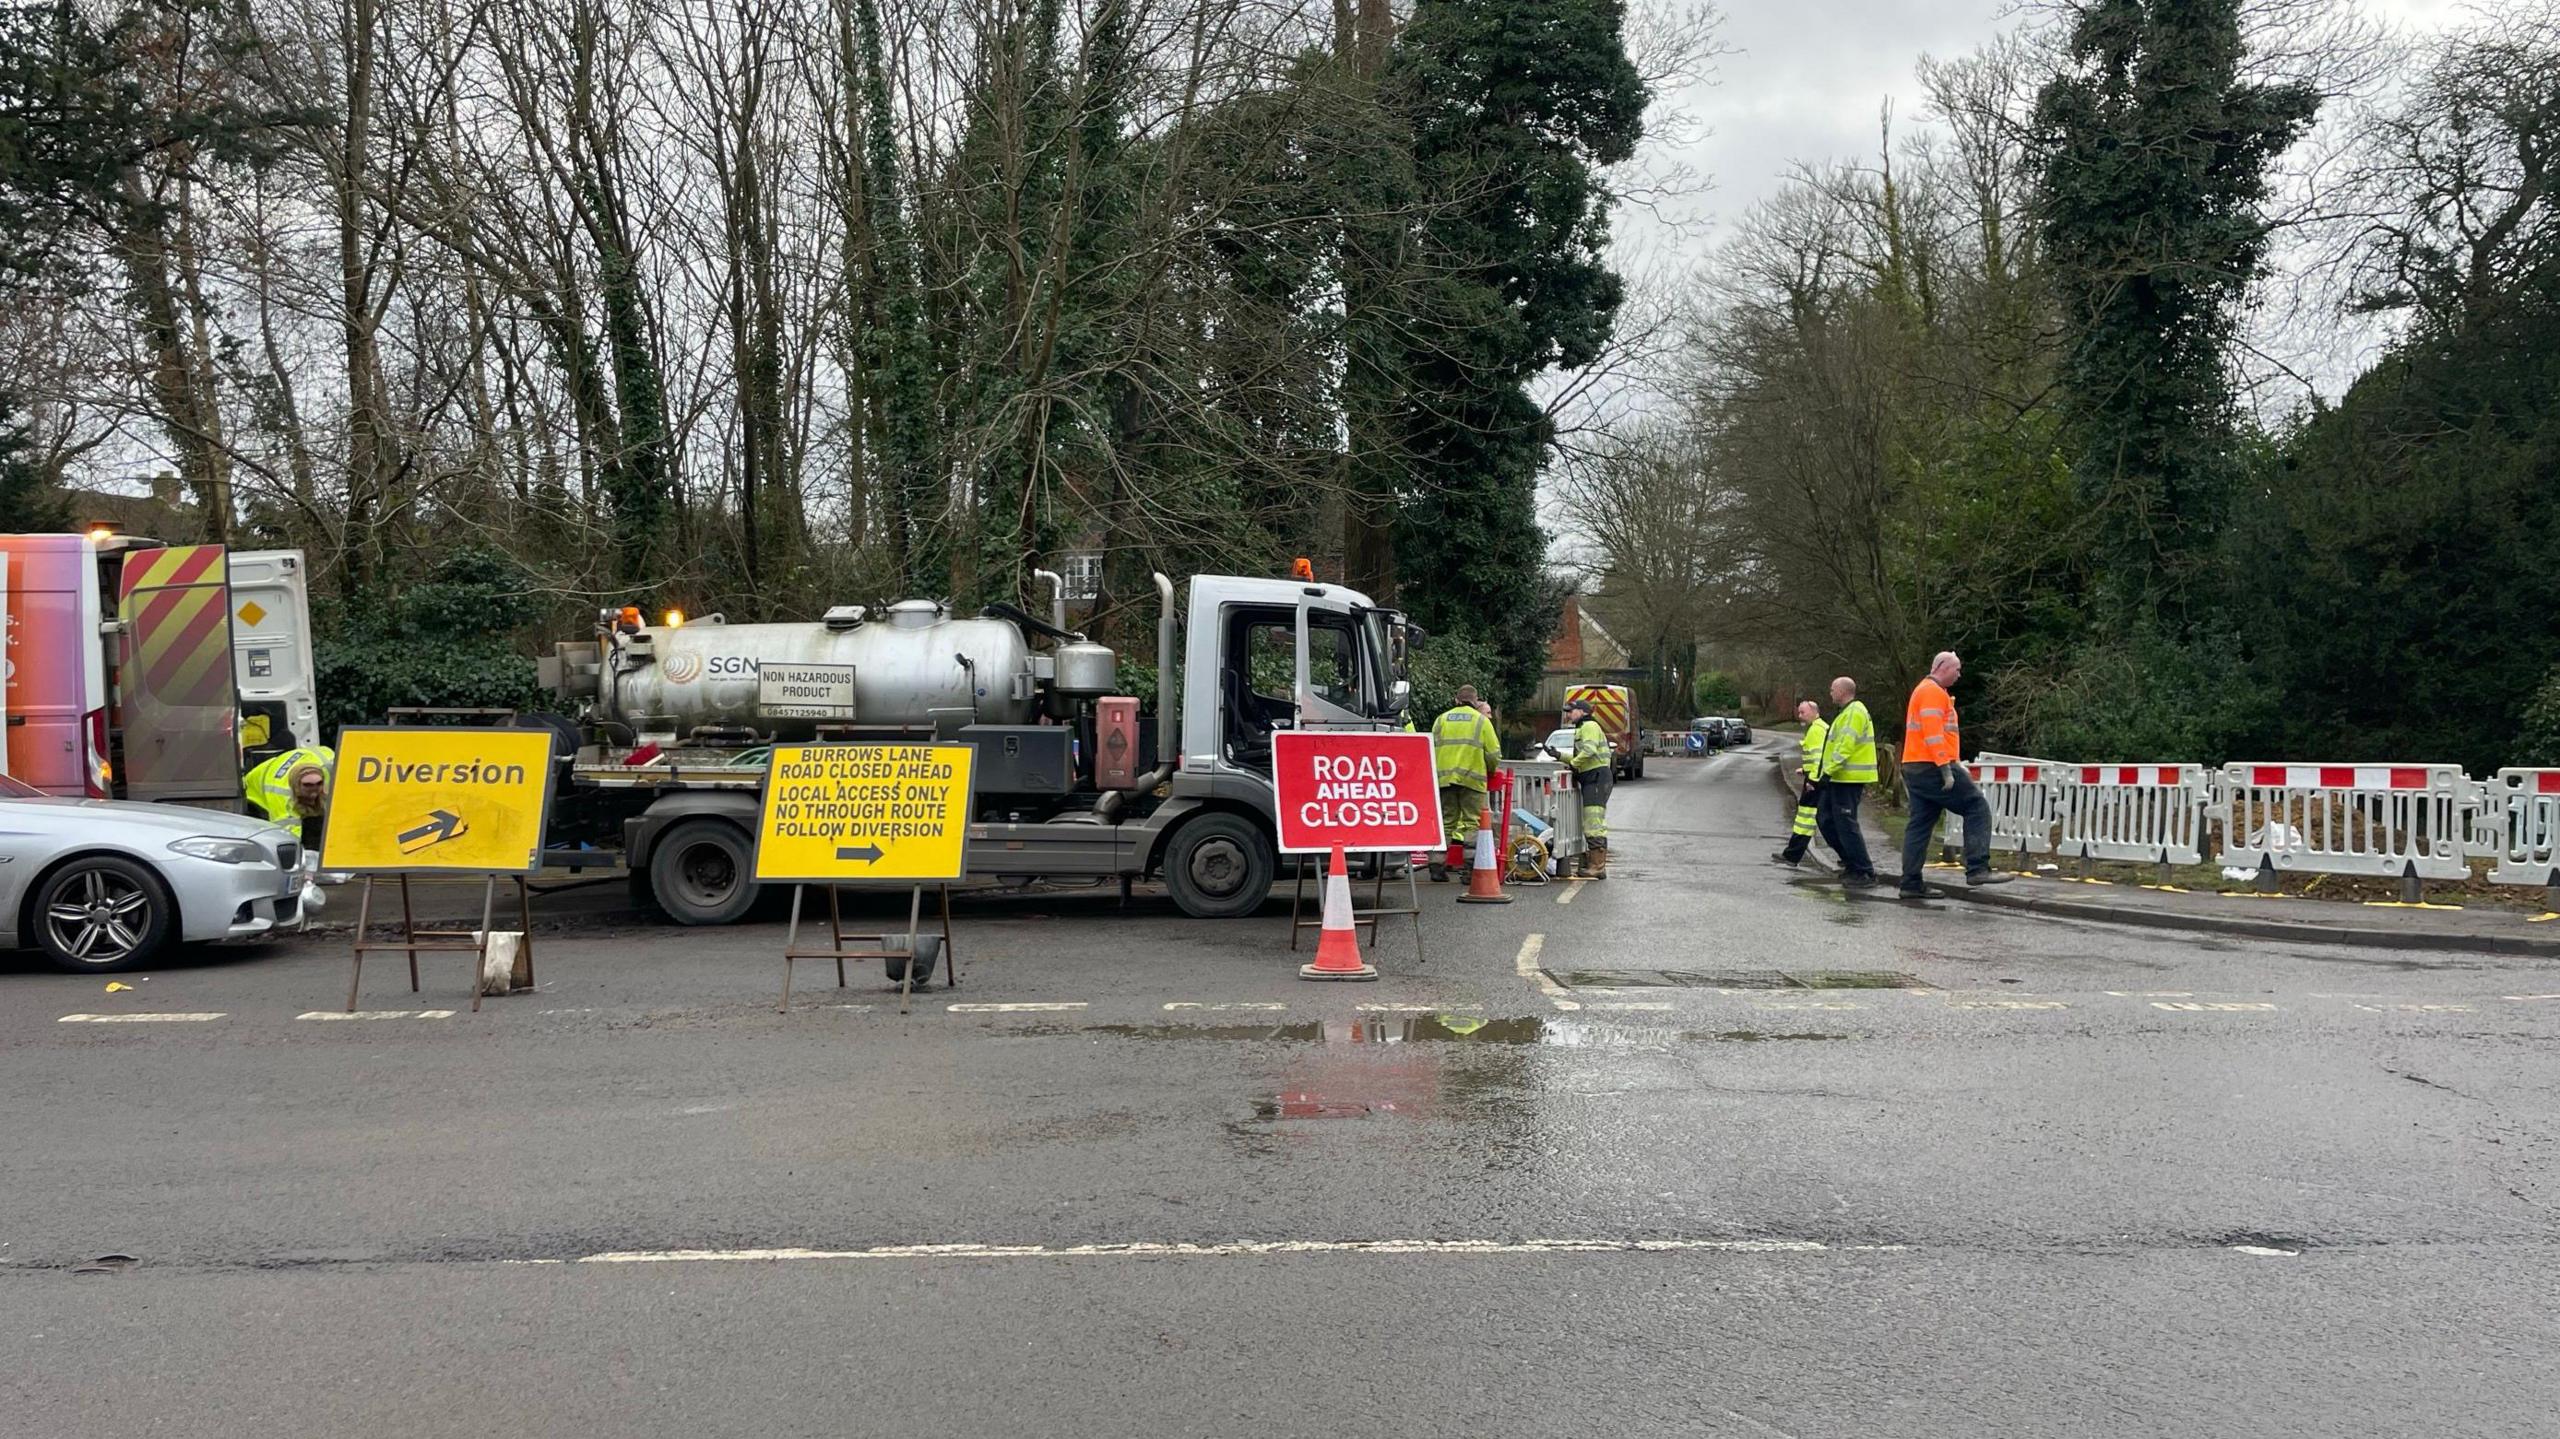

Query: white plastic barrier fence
[2479,769,2560,896]
[1506,759,1581,858]
[1939,755,2062,856]
[2054,764,2214,867]
[2217,763,2475,881]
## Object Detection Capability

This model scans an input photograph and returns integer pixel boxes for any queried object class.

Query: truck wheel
[646,819,758,925]
[1633,753,1646,780]
[1161,813,1275,920]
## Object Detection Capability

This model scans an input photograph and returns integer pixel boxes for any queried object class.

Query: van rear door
[0,535,104,795]
[229,549,318,759]
[115,544,241,802]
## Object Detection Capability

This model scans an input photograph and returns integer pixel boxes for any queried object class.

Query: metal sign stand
[1288,855,1425,965]
[346,873,535,1013]
[781,882,961,1015]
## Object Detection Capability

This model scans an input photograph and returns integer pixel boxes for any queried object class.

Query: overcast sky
[1649,0,2472,249]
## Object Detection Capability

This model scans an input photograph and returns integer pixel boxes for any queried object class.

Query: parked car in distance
[1688,717,1727,751]
[1723,717,1753,746]
[0,772,306,972]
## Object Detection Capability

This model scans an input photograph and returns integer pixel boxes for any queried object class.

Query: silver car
[0,773,306,972]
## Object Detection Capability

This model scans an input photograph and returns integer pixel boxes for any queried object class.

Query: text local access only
[1296,751,1422,829]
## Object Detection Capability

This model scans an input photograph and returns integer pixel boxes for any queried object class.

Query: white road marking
[2152,1001,2277,1012]
[574,1236,1907,1265]
[1951,1000,2069,1011]
[57,1012,225,1023]
[2503,994,2560,1002]
[1163,1002,1286,1012]
[2348,1002,2474,1013]
[2229,1245,2300,1257]
[2105,991,2192,998]
[1514,933,1580,1011]
[948,1002,1086,1014]
[296,1010,455,1021]
[1592,1002,1675,1011]
[1555,880,1585,906]
[1755,1000,1865,1011]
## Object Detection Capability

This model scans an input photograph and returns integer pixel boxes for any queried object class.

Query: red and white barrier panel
[2217,763,2474,881]
[2054,764,2214,867]
[2481,769,2560,893]
[1940,755,2062,855]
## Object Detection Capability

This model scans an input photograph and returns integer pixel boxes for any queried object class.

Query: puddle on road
[1081,1017,1851,1047]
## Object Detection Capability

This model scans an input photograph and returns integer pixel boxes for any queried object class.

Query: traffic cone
[1299,847,1379,982]
[1455,824,1513,904]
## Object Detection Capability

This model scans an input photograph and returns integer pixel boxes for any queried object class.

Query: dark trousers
[1815,782,1874,878]
[1900,762,1991,892]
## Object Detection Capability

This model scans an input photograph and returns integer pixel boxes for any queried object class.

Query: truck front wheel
[646,818,758,925]
[1161,813,1275,919]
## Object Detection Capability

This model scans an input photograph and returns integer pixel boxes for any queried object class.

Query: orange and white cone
[1299,847,1379,981]
[1455,824,1513,904]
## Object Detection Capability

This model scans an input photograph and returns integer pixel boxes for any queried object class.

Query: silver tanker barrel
[551,599,1116,745]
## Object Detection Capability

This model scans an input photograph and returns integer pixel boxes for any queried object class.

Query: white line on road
[572,1236,1908,1265]
[2105,991,2192,998]
[2348,1002,2474,1013]
[2152,1001,2277,1012]
[1514,934,1580,1011]
[1592,1002,1675,1011]
[1950,1000,2069,1011]
[296,1010,455,1021]
[1163,1002,1286,1012]
[948,1002,1087,1014]
[57,1012,225,1023]
[1555,879,1585,906]
[2503,994,2560,1002]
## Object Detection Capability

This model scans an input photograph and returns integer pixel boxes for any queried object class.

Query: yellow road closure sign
[754,743,975,884]
[320,727,556,875]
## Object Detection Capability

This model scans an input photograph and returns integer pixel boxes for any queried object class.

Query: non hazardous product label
[754,743,975,882]
[759,662,856,719]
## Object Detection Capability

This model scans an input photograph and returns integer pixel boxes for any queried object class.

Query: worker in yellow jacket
[1773,700,1828,866]
[1429,685,1502,880]
[242,743,336,847]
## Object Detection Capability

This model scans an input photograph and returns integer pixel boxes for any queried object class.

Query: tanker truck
[534,568,1417,923]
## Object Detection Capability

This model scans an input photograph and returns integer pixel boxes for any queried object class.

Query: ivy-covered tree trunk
[2032,0,2316,623]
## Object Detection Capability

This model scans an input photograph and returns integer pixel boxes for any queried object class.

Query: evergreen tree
[1386,0,1645,704]
[2031,0,2316,621]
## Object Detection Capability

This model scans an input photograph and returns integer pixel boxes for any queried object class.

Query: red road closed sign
[1273,730,1446,854]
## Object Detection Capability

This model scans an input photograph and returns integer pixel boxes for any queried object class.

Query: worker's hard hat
[1564,698,1594,716]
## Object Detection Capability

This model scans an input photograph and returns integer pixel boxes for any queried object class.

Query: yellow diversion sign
[320,728,556,875]
[754,743,975,884]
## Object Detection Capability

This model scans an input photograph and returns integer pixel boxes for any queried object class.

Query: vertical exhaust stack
[1097,572,1178,822]
[1033,568,1066,632]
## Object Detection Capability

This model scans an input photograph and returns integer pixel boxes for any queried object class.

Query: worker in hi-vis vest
[1818,677,1881,886]
[242,743,336,847]
[1558,696,1615,880]
[1773,699,1828,867]
[1897,650,2010,897]
[1429,684,1502,880]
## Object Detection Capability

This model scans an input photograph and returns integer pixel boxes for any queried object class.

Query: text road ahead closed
[1273,730,1445,854]
[754,742,976,883]
[320,727,557,874]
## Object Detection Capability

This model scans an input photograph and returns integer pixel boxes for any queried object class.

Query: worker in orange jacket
[1897,650,2013,898]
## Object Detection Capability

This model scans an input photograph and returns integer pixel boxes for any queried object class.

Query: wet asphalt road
[5,747,2557,1437]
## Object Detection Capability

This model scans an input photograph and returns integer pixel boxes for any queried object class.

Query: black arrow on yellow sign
[836,841,885,864]
[398,809,468,854]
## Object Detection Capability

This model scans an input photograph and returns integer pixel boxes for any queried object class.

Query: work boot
[1585,839,1610,880]
[1965,870,2014,887]
[1771,849,1799,867]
